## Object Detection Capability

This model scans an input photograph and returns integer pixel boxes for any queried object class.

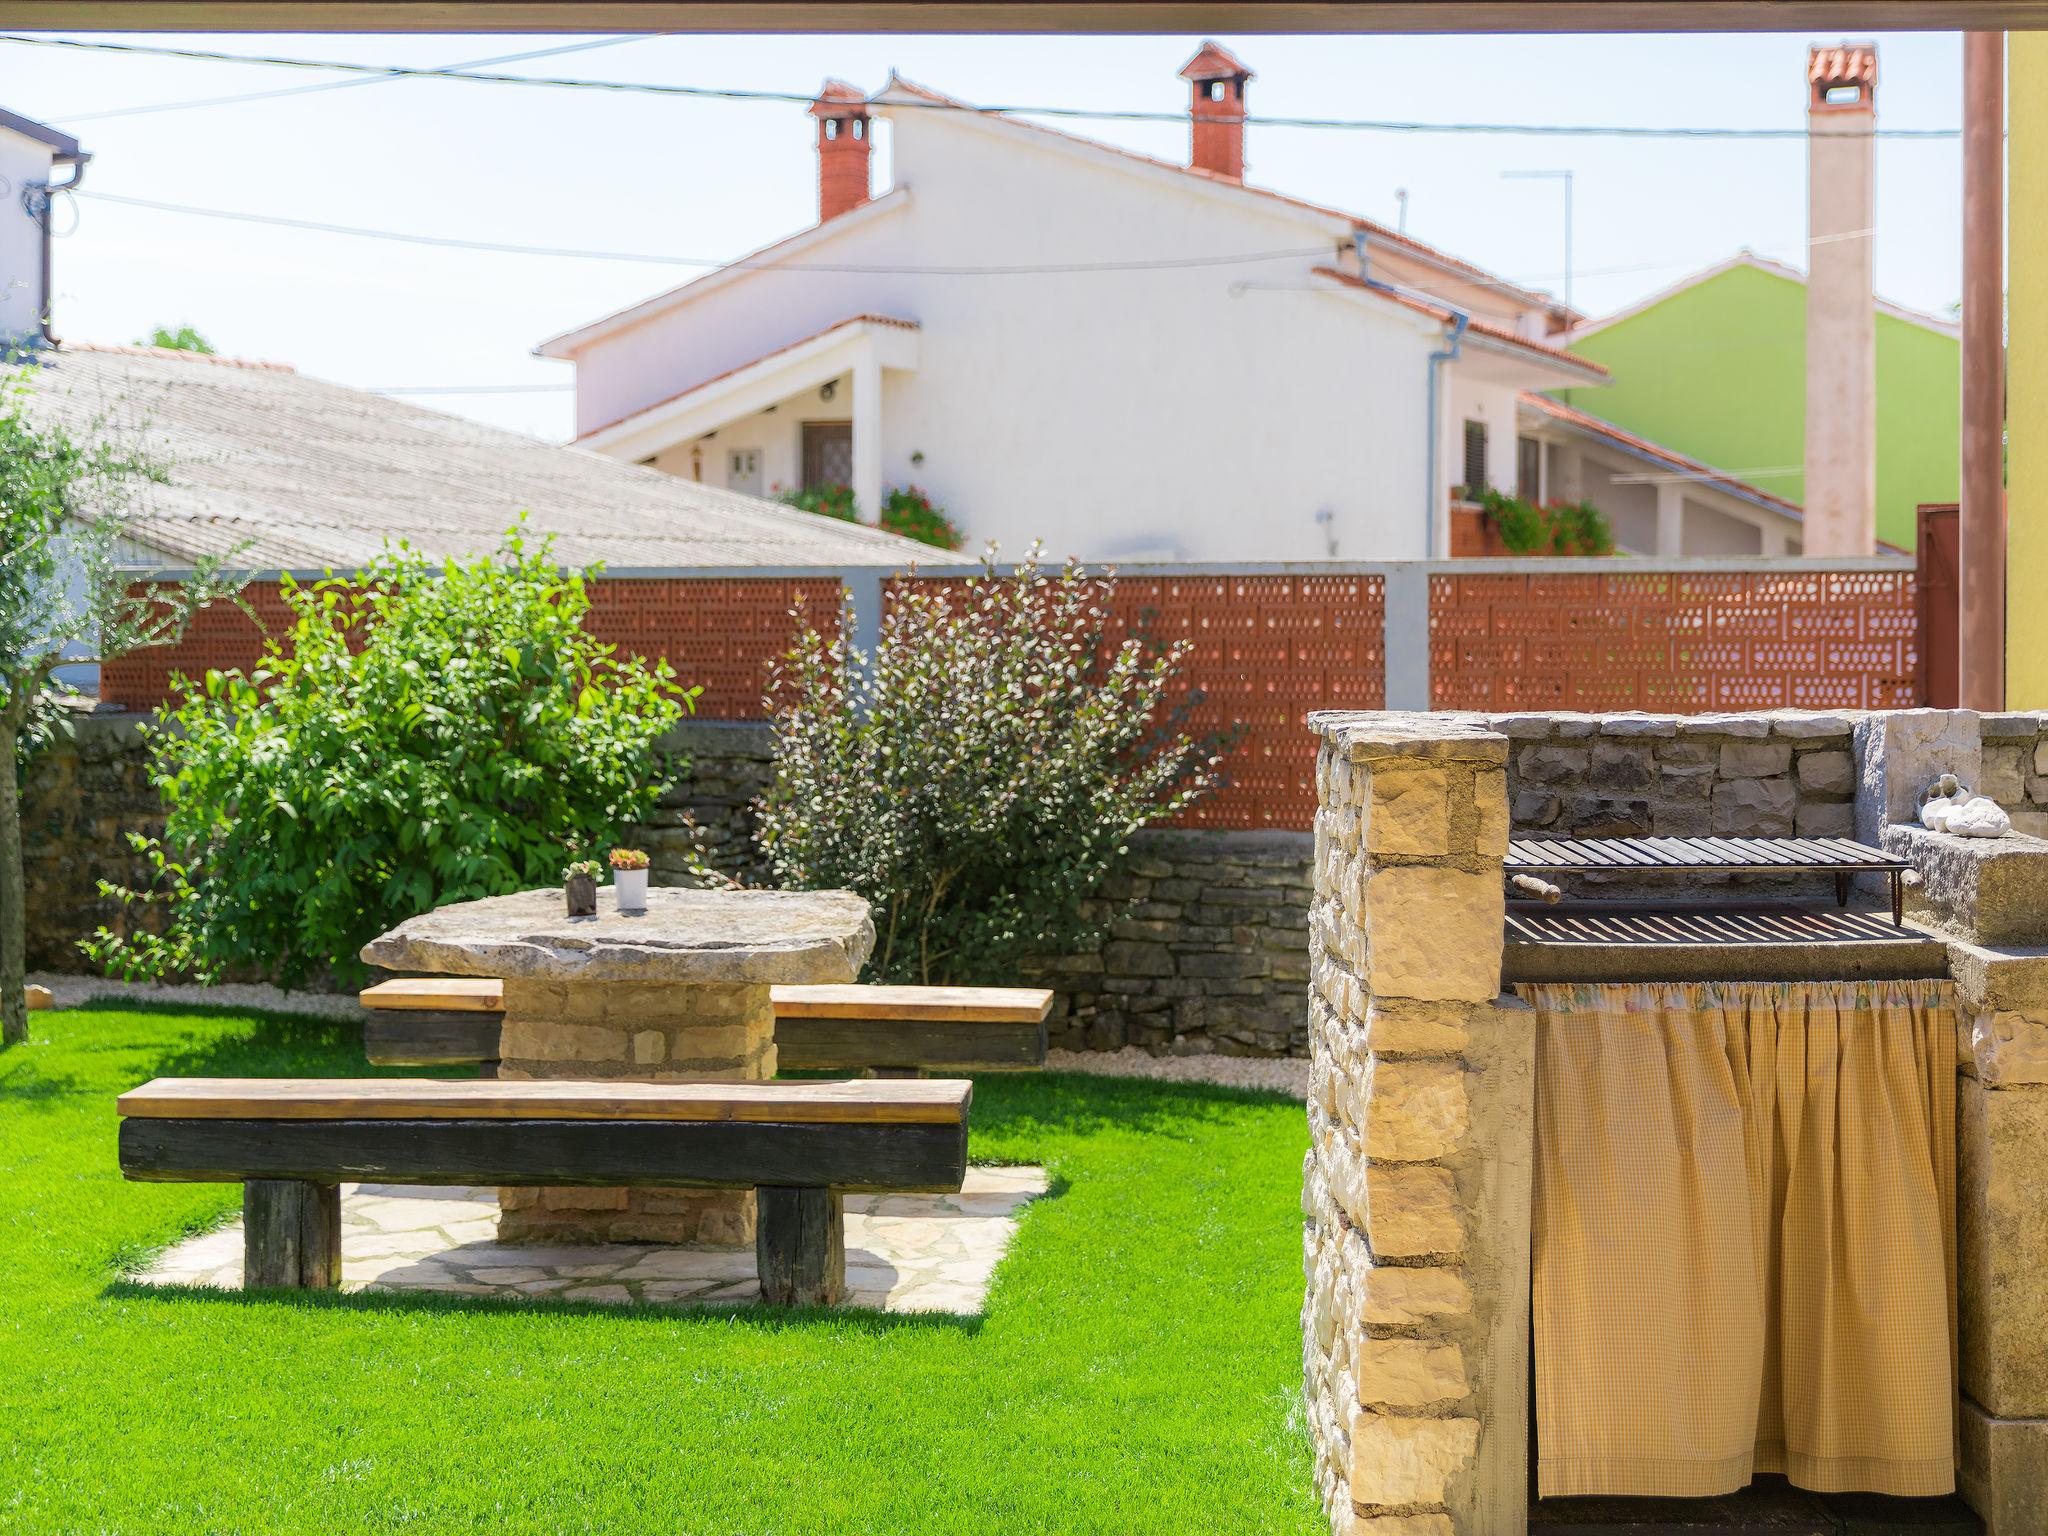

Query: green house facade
[1557,253,1960,551]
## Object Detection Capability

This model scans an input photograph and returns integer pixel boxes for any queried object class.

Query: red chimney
[811,80,872,222]
[1179,41,1252,181]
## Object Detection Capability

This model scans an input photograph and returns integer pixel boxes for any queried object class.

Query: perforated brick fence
[1428,567,1920,713]
[94,558,1920,833]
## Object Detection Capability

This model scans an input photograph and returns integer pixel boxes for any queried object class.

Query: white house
[1,106,88,351]
[538,45,1630,562]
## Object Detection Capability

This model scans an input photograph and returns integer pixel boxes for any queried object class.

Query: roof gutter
[1355,230,1467,559]
[25,150,90,348]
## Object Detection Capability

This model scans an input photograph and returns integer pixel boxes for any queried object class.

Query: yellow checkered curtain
[1518,980,1956,1499]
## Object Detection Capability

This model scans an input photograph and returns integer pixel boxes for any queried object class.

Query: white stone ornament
[1947,796,2013,838]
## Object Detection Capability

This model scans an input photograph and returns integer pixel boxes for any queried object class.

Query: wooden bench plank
[360,978,505,1012]
[119,1117,968,1195]
[117,1077,971,1126]
[775,1015,1048,1072]
[363,1011,503,1067]
[769,984,1053,1023]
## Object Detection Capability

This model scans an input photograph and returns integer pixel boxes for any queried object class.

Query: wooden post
[753,1185,844,1307]
[243,1179,342,1290]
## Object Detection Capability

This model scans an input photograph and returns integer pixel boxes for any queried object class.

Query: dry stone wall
[1977,713,2048,838]
[1303,712,1530,1536]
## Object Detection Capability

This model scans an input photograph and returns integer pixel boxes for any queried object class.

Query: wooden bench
[359,979,1053,1075]
[116,1076,972,1306]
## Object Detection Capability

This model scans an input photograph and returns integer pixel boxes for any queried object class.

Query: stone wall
[17,712,1317,1057]
[1303,712,1530,1536]
[1977,713,2048,838]
[19,709,160,972]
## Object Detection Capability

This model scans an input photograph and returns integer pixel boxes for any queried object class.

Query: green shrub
[85,529,694,988]
[1474,486,1615,556]
[776,482,859,522]
[756,553,1225,985]
[878,486,964,551]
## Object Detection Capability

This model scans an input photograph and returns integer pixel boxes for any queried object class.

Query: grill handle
[1508,873,1563,905]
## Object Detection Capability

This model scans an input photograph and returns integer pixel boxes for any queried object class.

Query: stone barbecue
[361,886,874,1246]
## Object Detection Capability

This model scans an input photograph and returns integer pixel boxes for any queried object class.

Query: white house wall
[568,108,1444,561]
[0,126,54,346]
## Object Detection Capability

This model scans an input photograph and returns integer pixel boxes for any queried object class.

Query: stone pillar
[1947,930,2048,1532]
[1303,711,1529,1536]
[496,978,778,1247]
[1653,481,1685,557]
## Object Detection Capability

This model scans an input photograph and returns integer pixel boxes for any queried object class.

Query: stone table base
[495,977,777,1245]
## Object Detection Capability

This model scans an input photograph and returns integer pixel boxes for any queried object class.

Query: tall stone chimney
[1179,41,1253,182]
[811,80,872,223]
[1803,43,1879,556]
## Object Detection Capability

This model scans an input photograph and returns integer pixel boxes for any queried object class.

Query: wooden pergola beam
[5,2,2047,32]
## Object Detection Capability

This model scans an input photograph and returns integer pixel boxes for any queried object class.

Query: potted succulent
[563,857,602,917]
[609,847,650,912]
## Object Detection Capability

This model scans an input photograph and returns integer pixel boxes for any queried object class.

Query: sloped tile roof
[11,344,928,571]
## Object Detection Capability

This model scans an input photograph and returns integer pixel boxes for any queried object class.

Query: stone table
[362,886,874,1247]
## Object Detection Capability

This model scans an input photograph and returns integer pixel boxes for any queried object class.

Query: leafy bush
[756,553,1225,985]
[776,482,859,522]
[1474,487,1615,556]
[85,529,694,988]
[878,486,964,551]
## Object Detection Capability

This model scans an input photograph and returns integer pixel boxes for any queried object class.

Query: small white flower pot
[612,866,649,912]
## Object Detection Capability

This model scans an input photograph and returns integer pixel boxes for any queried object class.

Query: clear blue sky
[2,29,1968,441]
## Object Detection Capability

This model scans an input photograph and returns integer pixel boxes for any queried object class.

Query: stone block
[1719,740,1792,778]
[1678,712,1774,739]
[1794,800,1856,838]
[1958,1077,2048,1417]
[1887,824,2048,946]
[1364,867,1503,1004]
[499,1020,630,1063]
[1363,1000,1471,1055]
[1856,708,1983,845]
[631,1030,665,1065]
[1342,1516,1453,1536]
[1103,940,1175,978]
[1970,1012,2048,1087]
[1587,743,1656,792]
[1365,1060,1470,1162]
[1795,749,1856,796]
[1510,789,1559,828]
[1369,767,1451,857]
[1712,777,1797,836]
[1958,1398,2048,1536]
[1981,744,2028,804]
[1348,1412,1480,1509]
[1947,939,2048,1013]
[24,984,52,1011]
[1366,1165,1465,1258]
[1595,714,1679,738]
[1769,711,1854,739]
[1361,1266,1473,1328]
[1473,770,1509,858]
[2037,737,2048,776]
[1515,745,1586,785]
[1355,1336,1469,1410]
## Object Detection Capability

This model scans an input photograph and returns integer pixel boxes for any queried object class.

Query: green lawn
[0,1004,1319,1534]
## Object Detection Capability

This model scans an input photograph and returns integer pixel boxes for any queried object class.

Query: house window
[801,421,854,492]
[728,448,762,497]
[1517,436,1542,501]
[1462,420,1488,495]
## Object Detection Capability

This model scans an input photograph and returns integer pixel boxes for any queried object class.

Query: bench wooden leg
[753,1186,844,1307]
[244,1179,342,1290]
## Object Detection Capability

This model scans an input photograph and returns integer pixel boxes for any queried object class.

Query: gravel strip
[1046,1047,1307,1099]
[31,974,1310,1098]
[26,972,358,1019]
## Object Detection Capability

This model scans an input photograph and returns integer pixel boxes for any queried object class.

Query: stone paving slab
[137,1165,1046,1313]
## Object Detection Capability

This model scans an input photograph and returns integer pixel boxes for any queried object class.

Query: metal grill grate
[1504,835,1912,925]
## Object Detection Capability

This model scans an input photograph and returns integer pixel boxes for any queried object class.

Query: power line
[3,33,1962,141]
[58,36,647,123]
[76,191,1335,275]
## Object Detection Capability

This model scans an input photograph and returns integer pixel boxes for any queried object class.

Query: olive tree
[0,376,238,1046]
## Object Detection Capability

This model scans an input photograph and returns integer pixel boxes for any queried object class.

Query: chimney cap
[1808,43,1877,90]
[1179,40,1253,84]
[810,79,869,118]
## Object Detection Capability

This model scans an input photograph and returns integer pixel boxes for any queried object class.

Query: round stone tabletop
[360,886,876,985]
